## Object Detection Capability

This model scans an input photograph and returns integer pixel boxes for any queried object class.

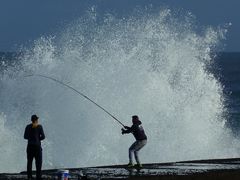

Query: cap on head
[132,115,139,120]
[132,115,139,124]
[31,114,39,122]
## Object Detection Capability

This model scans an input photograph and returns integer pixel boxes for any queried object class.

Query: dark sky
[0,0,239,52]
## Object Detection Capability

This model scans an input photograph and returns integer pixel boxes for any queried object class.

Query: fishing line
[24,74,125,127]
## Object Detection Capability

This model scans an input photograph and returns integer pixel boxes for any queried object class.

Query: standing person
[121,115,147,168]
[24,115,45,180]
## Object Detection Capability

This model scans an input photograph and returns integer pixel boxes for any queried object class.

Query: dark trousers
[27,144,42,180]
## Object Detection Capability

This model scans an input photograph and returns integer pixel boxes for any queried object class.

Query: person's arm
[124,126,131,130]
[122,125,133,134]
[24,126,29,140]
[39,125,45,141]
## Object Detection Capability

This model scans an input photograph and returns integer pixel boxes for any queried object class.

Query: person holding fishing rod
[121,115,147,168]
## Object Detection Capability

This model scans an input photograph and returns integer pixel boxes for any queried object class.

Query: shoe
[127,163,134,168]
[134,164,142,168]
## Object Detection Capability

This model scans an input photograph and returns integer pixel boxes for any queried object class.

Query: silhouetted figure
[122,115,147,168]
[24,115,45,180]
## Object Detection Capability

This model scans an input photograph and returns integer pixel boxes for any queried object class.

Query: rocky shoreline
[1,158,240,179]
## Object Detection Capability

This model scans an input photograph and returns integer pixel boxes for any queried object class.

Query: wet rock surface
[2,158,240,179]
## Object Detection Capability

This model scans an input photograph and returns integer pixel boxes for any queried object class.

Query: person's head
[132,115,139,124]
[31,114,39,123]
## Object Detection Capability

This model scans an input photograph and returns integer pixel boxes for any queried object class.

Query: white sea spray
[0,8,239,172]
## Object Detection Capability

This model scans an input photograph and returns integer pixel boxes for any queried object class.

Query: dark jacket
[122,120,147,141]
[24,124,45,146]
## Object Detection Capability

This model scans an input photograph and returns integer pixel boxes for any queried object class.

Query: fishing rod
[24,74,125,127]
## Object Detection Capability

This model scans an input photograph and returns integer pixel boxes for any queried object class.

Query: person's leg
[133,140,147,165]
[129,141,138,165]
[134,151,140,165]
[35,147,42,180]
[27,145,34,180]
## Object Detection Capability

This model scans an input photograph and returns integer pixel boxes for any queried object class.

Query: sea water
[0,8,240,172]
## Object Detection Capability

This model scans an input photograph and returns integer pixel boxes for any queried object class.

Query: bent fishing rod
[24,74,125,127]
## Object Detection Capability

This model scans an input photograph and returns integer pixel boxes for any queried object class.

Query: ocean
[0,10,240,173]
[215,53,240,135]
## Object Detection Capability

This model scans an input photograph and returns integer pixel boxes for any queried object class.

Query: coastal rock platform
[2,158,240,179]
